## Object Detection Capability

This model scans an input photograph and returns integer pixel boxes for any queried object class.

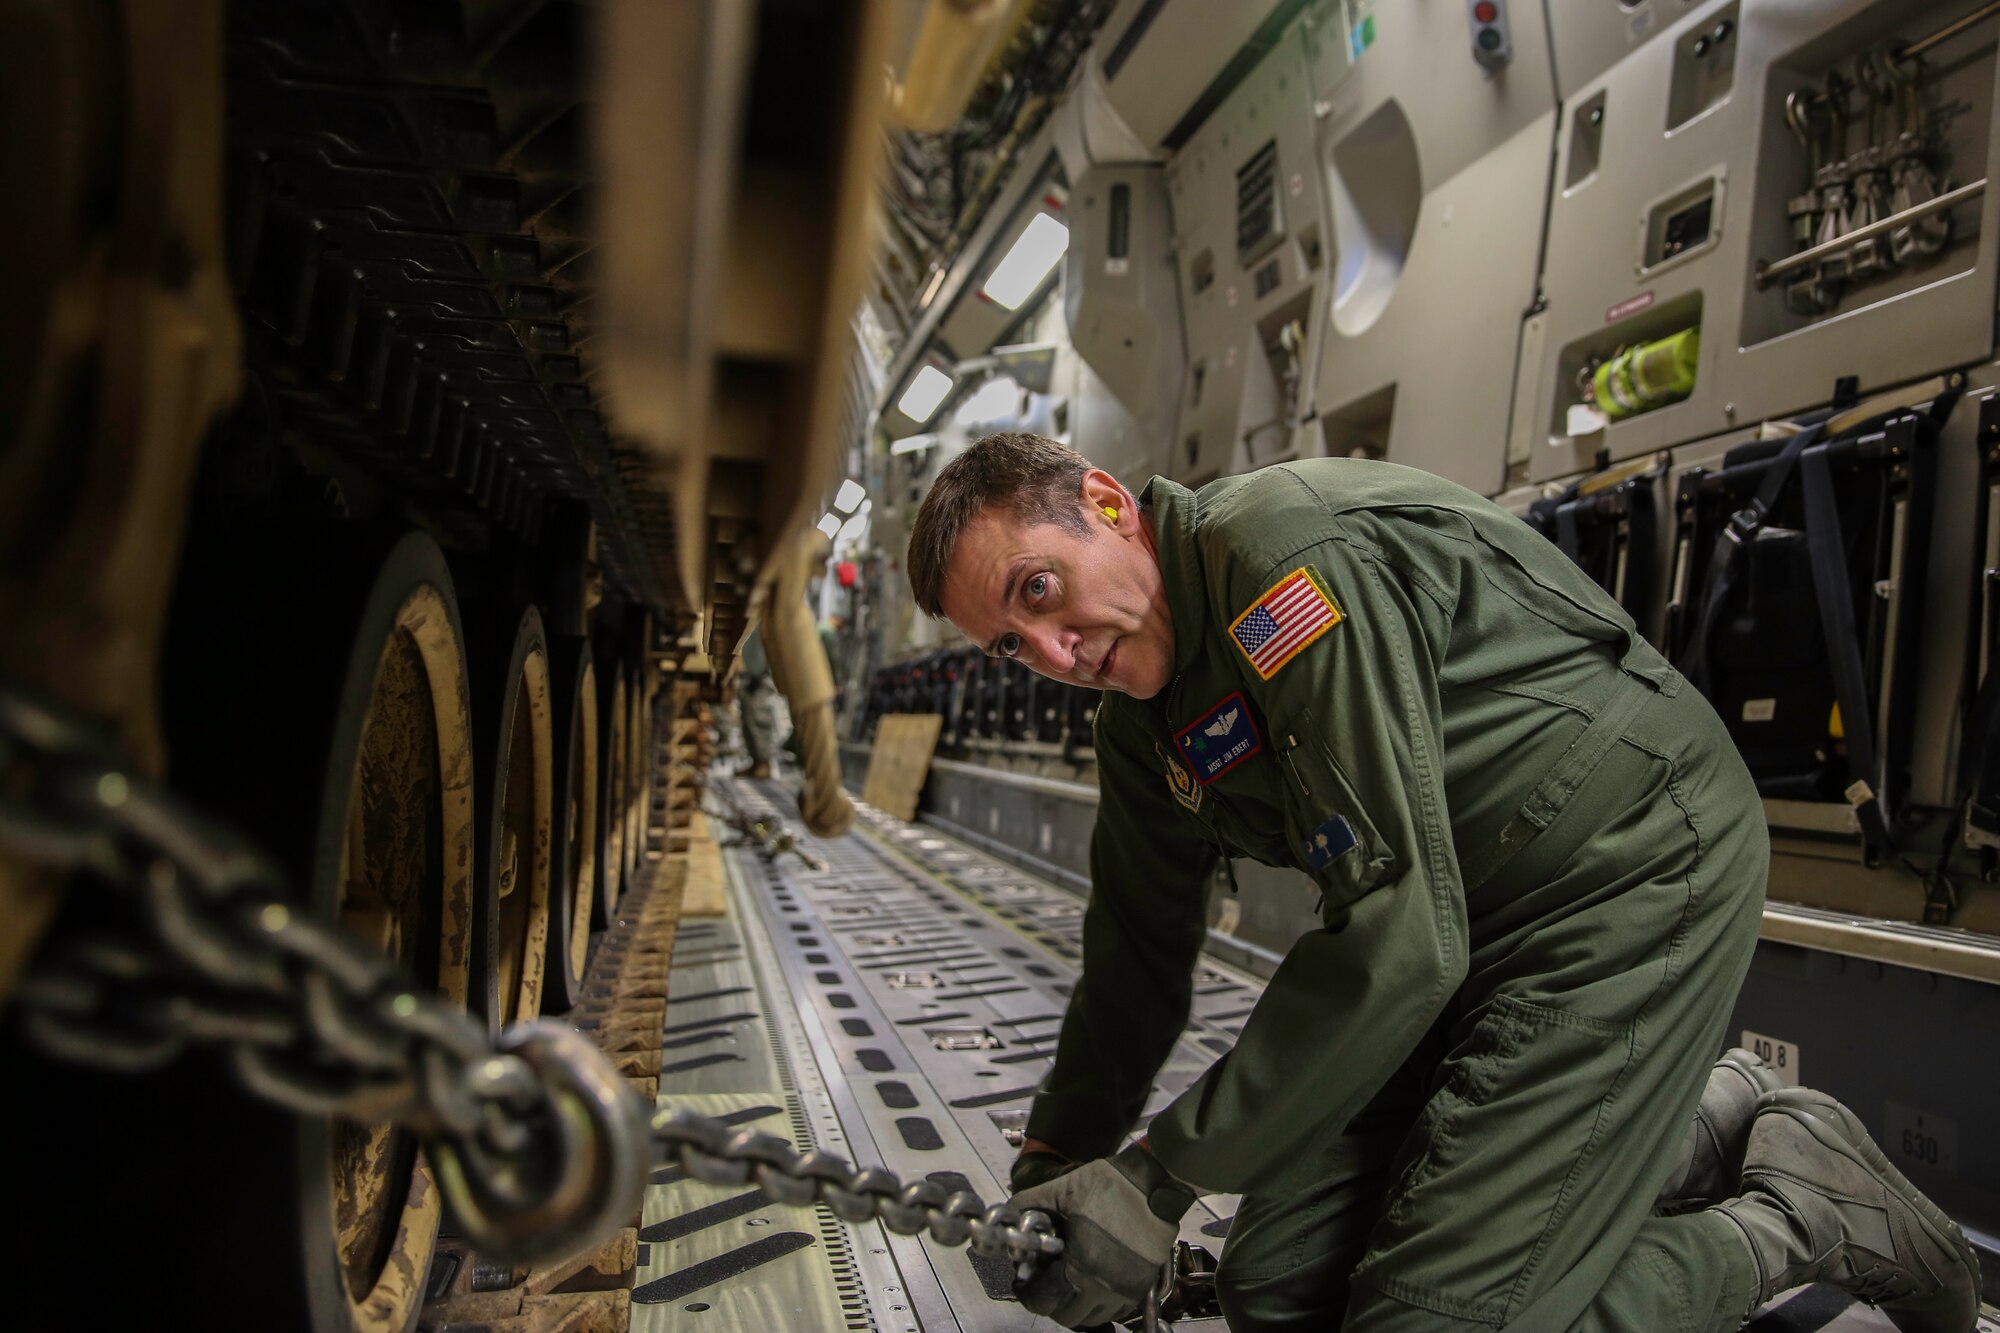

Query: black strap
[1958,659,2000,842]
[1678,422,1827,691]
[1624,483,1657,620]
[1799,441,1893,860]
[1554,497,1585,562]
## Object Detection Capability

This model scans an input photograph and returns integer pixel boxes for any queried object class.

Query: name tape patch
[1177,691,1261,785]
[1230,566,1342,680]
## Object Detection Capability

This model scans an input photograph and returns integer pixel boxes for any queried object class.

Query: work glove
[1009,1140,1196,1329]
[1010,1139,1076,1192]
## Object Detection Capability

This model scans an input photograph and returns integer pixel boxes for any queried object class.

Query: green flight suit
[1025,461,1768,1331]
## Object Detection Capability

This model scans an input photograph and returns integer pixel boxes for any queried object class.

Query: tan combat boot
[1658,1048,1785,1208]
[1713,1088,1981,1332]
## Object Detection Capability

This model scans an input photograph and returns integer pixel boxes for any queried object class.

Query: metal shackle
[428,1020,653,1264]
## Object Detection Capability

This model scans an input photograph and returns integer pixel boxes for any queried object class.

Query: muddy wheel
[469,606,554,1029]
[304,532,475,1333]
[22,528,476,1332]
[594,662,629,928]
[622,655,649,884]
[543,636,597,1013]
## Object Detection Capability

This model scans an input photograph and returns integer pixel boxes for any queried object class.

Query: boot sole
[1761,1088,1983,1330]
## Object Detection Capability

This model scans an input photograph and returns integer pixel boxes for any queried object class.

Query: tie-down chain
[0,681,1067,1279]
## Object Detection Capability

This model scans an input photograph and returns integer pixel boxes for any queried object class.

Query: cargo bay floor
[626,777,1982,1332]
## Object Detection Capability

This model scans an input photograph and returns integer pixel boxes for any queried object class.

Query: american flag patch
[1228,566,1342,679]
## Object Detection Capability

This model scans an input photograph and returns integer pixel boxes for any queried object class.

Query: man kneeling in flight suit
[904,432,1981,1332]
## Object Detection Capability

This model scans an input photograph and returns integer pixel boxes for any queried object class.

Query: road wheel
[301,531,476,1333]
[594,663,628,927]
[543,636,597,1013]
[470,606,553,1029]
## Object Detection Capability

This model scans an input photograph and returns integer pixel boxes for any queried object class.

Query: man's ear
[1080,468,1128,529]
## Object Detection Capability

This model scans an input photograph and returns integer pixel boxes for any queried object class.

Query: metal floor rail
[622,778,1971,1333]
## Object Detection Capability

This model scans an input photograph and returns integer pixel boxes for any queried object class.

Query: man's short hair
[906,431,1093,618]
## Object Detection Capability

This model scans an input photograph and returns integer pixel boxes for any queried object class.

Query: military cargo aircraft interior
[7,1,2000,1330]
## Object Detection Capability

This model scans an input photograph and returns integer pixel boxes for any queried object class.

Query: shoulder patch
[1229,565,1342,679]
[1301,815,1358,871]
[1155,743,1204,813]
[1176,691,1261,785]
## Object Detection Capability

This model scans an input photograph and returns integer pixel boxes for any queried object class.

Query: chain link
[0,679,1061,1271]
[651,1107,1062,1267]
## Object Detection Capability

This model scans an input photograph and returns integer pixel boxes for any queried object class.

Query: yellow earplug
[1102,506,1119,522]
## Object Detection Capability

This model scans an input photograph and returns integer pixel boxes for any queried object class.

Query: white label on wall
[1742,698,1777,723]
[988,807,1000,834]
[1883,1102,1959,1174]
[1105,257,1130,276]
[1566,403,1609,437]
[1740,1030,1801,1085]
[1038,822,1053,855]
[1214,896,1242,937]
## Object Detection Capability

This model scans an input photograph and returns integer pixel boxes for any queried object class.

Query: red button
[1474,1,1498,19]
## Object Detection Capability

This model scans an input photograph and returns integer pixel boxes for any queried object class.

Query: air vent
[1236,140,1284,265]
[1253,257,1282,299]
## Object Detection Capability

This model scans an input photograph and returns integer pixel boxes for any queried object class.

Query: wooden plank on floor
[681,811,728,917]
[860,714,942,822]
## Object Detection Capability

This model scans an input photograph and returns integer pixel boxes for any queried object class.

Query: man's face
[938,483,1176,700]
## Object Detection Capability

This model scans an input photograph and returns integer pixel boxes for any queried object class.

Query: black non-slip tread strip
[638,1189,767,1242]
[667,946,746,963]
[660,1029,737,1051]
[896,1010,971,1025]
[858,951,984,970]
[929,985,1028,1002]
[827,914,954,930]
[661,1010,758,1034]
[666,986,754,1005]
[660,1051,745,1076]
[948,1085,1043,1109]
[989,1049,1055,1065]
[631,1233,817,1304]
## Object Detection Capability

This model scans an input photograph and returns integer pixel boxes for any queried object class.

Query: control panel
[1469,0,1512,71]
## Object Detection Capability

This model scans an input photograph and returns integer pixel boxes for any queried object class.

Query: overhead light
[897,364,954,422]
[816,513,841,539]
[833,479,866,513]
[982,213,1070,311]
[954,375,1023,427]
[836,510,869,544]
[890,432,941,457]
